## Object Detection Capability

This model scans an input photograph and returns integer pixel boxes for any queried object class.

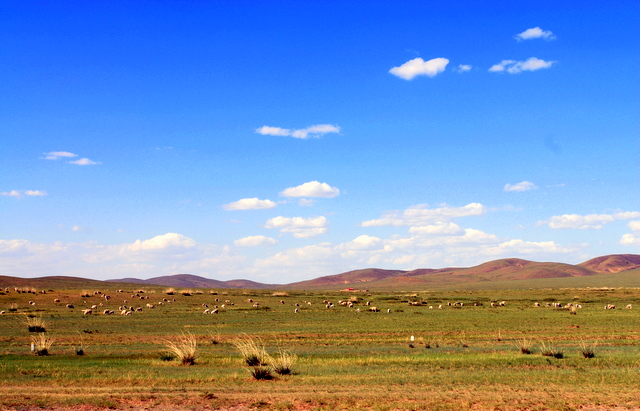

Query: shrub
[24,314,46,333]
[579,340,597,358]
[73,335,89,356]
[33,333,54,356]
[540,340,564,359]
[515,338,534,354]
[164,331,197,365]
[233,335,270,367]
[250,366,274,380]
[272,348,297,375]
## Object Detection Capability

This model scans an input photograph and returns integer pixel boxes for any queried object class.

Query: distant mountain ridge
[1,254,638,290]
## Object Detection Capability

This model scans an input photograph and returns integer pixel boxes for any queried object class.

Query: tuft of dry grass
[33,333,54,356]
[164,331,197,365]
[540,340,564,359]
[578,339,597,358]
[232,334,271,367]
[24,314,46,333]
[515,338,534,354]
[272,348,297,375]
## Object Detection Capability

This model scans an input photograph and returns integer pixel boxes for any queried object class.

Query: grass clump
[233,335,270,367]
[540,340,564,359]
[73,335,89,356]
[579,340,597,358]
[33,333,54,356]
[24,314,46,333]
[272,348,297,375]
[164,331,197,365]
[515,338,534,354]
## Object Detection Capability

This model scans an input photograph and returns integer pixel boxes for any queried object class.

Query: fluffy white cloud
[620,234,640,246]
[43,151,100,165]
[127,233,196,252]
[481,239,569,256]
[43,151,78,160]
[409,222,464,235]
[628,221,640,231]
[256,124,340,139]
[362,203,486,227]
[489,57,555,74]
[457,64,472,73]
[234,235,277,247]
[1,190,47,198]
[265,216,328,238]
[389,57,449,80]
[504,181,538,192]
[24,190,47,196]
[223,198,277,211]
[515,27,556,41]
[540,211,640,229]
[280,181,340,198]
[1,190,22,198]
[69,158,100,165]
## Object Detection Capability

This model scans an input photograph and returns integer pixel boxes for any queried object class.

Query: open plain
[1,275,640,411]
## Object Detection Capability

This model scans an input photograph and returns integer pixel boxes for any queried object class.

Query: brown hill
[107,274,276,289]
[578,254,640,273]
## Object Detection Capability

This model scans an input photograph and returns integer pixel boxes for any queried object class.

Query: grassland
[1,283,639,410]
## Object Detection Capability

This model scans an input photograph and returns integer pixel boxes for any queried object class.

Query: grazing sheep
[253,303,260,308]
[66,304,74,309]
[368,307,379,312]
[499,301,506,306]
[438,305,443,309]
[294,308,299,313]
[490,302,495,307]
[146,303,155,309]
[203,309,210,314]
[387,309,391,313]
[0,311,5,314]
[605,304,616,310]
[626,304,632,309]
[534,302,541,307]
[429,306,433,310]
[54,299,61,303]
[103,309,114,315]
[82,309,92,315]
[91,305,98,309]
[211,309,218,314]
[135,307,143,312]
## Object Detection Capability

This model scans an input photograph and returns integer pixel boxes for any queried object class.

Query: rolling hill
[1,254,638,291]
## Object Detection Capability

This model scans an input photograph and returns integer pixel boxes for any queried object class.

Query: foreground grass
[0,285,639,410]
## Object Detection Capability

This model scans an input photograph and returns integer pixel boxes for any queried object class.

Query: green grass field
[1,283,639,410]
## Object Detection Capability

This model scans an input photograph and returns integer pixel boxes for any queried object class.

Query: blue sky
[1,1,638,283]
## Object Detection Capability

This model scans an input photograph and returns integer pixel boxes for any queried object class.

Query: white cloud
[515,27,556,41]
[234,235,277,247]
[280,181,340,198]
[408,222,464,235]
[1,190,47,199]
[338,235,383,250]
[389,57,449,80]
[43,151,78,160]
[628,221,640,231]
[24,190,47,196]
[362,203,486,227]
[1,190,23,198]
[620,234,640,246]
[540,211,640,229]
[256,124,340,139]
[504,181,538,192]
[482,239,569,256]
[265,216,328,238]
[489,57,555,74]
[457,64,472,73]
[223,198,277,211]
[69,157,100,166]
[127,233,196,252]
